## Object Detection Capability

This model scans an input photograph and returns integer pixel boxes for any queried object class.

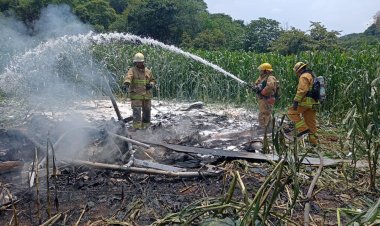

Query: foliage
[364,11,380,37]
[127,0,179,44]
[170,0,208,45]
[109,0,128,14]
[195,13,245,50]
[270,27,314,55]
[9,0,48,26]
[270,23,341,55]
[343,70,380,191]
[0,1,379,51]
[339,33,380,50]
[191,28,227,50]
[126,0,208,46]
[309,21,340,51]
[244,17,282,53]
[338,199,380,225]
[0,0,11,11]
[92,41,380,117]
[108,0,142,32]
[74,0,117,32]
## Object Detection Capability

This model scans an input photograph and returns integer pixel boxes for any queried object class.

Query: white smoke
[35,4,91,40]
[0,4,91,72]
[0,4,112,161]
[0,15,31,71]
[0,4,105,109]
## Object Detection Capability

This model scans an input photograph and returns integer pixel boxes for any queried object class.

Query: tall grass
[93,43,380,117]
[343,70,380,190]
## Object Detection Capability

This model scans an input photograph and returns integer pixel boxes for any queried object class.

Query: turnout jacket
[294,72,318,108]
[255,74,278,97]
[124,66,156,100]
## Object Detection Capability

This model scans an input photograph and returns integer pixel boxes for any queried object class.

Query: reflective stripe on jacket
[124,66,156,100]
[294,72,318,108]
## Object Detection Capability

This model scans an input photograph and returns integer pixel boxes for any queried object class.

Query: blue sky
[203,0,379,35]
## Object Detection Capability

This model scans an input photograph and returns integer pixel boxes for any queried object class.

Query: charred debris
[0,100,362,225]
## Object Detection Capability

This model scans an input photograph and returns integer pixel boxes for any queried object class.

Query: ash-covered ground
[1,99,363,226]
[1,99,273,225]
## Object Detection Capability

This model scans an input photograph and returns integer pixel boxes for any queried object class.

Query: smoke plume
[0,4,117,161]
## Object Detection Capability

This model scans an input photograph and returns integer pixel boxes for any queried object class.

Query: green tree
[49,0,76,6]
[109,0,142,32]
[109,11,128,32]
[74,0,117,32]
[126,0,208,45]
[339,11,380,50]
[170,0,207,45]
[270,27,313,55]
[194,13,245,50]
[244,17,282,52]
[339,33,380,50]
[0,0,11,11]
[192,28,226,50]
[10,0,48,27]
[309,21,340,50]
[127,0,179,44]
[109,0,128,14]
[179,32,193,49]
[364,11,380,37]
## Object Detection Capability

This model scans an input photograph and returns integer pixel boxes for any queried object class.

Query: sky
[203,0,379,35]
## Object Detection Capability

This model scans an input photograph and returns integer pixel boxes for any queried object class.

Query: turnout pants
[258,98,273,129]
[131,99,151,129]
[287,106,318,145]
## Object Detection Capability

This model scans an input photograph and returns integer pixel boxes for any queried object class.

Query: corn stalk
[343,73,380,191]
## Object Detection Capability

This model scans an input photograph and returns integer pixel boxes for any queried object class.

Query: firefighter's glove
[145,83,154,90]
[123,83,130,93]
[254,86,262,95]
[292,101,299,110]
[247,85,256,92]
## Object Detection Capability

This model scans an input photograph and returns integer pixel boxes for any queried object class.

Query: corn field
[94,43,380,119]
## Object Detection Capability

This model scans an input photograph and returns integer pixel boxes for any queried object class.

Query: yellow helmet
[133,52,144,63]
[258,63,272,71]
[293,62,307,73]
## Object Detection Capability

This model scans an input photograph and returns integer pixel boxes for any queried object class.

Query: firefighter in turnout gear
[254,63,279,131]
[123,52,156,130]
[287,62,319,145]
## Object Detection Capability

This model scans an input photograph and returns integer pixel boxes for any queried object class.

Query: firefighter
[287,62,319,145]
[123,52,156,130]
[253,63,279,131]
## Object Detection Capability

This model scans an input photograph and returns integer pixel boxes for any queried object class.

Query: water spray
[89,32,248,86]
[1,31,250,98]
[0,31,252,122]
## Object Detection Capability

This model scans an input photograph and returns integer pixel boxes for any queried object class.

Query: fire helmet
[293,62,307,73]
[258,63,273,71]
[133,52,145,63]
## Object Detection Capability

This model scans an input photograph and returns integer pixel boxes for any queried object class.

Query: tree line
[1,0,379,54]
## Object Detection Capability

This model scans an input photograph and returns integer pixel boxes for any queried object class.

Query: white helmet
[133,52,144,63]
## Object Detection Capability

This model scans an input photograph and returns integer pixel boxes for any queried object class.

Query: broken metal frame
[67,160,220,178]
[137,139,366,167]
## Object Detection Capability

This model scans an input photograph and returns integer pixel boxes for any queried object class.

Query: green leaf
[362,198,380,223]
[343,107,355,125]
[371,77,380,87]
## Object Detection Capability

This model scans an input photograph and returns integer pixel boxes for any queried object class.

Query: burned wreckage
[0,98,277,224]
[1,97,352,225]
